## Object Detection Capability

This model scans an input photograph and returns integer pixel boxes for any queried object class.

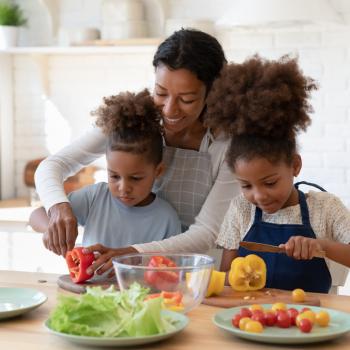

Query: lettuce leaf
[48,283,177,337]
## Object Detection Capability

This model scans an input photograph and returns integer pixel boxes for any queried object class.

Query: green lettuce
[48,283,177,337]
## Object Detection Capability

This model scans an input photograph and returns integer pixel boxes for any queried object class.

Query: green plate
[213,304,350,344]
[45,310,188,347]
[0,287,47,320]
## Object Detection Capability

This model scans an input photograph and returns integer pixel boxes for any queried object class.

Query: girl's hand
[279,236,324,260]
[83,244,138,277]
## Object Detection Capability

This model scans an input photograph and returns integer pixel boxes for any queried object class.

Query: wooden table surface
[1,270,350,350]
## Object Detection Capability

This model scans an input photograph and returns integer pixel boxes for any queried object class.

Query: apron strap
[295,181,327,192]
[297,190,312,227]
[254,206,263,222]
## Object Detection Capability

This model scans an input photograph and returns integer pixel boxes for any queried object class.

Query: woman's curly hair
[205,55,317,168]
[92,89,163,164]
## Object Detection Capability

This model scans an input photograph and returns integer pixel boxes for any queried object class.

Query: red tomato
[144,256,179,291]
[239,307,253,318]
[251,312,266,326]
[264,311,277,327]
[276,310,292,328]
[287,308,299,326]
[232,314,242,328]
[299,318,313,333]
[65,247,95,283]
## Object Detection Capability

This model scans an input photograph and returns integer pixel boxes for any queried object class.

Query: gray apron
[153,130,214,230]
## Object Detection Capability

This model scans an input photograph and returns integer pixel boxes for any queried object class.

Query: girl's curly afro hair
[92,89,163,164]
[205,55,318,168]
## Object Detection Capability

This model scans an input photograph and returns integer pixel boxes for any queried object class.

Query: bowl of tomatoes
[112,253,215,313]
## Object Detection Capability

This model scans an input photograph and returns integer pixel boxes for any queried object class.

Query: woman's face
[153,65,207,135]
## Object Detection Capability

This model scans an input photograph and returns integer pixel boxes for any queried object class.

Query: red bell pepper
[65,247,95,283]
[144,256,179,291]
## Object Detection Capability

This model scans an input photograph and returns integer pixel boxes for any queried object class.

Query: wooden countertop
[1,270,350,349]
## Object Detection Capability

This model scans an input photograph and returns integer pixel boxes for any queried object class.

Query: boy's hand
[46,202,78,257]
[279,236,324,260]
[83,244,138,277]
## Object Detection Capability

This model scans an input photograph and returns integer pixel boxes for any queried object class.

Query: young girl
[205,56,350,293]
[30,90,181,249]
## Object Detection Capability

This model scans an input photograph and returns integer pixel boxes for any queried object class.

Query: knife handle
[314,250,326,258]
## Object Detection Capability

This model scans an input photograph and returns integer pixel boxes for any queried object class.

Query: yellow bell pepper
[228,254,266,291]
[206,270,226,297]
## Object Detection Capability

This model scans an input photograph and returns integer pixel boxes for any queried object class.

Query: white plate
[213,304,350,344]
[45,310,188,347]
[0,287,47,320]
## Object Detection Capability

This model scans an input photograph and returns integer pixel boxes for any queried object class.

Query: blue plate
[213,304,350,344]
[45,310,188,347]
[0,287,47,320]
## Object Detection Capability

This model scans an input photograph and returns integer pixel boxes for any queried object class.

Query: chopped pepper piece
[65,247,95,283]
[144,256,179,291]
[229,254,266,291]
[145,291,184,312]
[206,270,226,297]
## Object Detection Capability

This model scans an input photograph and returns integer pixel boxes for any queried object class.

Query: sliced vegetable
[144,256,179,291]
[228,254,266,291]
[206,270,226,297]
[145,291,184,312]
[65,247,94,283]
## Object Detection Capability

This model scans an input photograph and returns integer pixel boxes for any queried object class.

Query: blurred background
[0,0,350,294]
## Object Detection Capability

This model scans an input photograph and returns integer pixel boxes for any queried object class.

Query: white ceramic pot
[101,0,144,23]
[101,21,148,40]
[0,25,18,49]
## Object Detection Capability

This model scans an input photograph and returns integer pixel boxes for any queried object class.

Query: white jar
[101,0,144,23]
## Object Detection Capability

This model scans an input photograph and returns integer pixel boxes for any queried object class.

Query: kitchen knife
[239,241,326,258]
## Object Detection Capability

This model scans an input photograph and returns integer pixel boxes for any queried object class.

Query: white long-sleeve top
[35,125,241,253]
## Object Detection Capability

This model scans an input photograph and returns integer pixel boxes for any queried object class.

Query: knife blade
[239,241,326,258]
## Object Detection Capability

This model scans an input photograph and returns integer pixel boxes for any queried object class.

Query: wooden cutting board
[57,274,119,294]
[202,286,321,308]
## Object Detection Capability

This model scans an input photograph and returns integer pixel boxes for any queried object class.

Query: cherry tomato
[315,311,330,327]
[272,302,287,312]
[239,317,252,330]
[251,311,266,326]
[245,320,263,333]
[232,314,242,328]
[249,304,264,312]
[296,310,316,327]
[299,318,313,333]
[292,288,306,302]
[287,308,299,326]
[264,311,277,326]
[239,307,252,318]
[276,310,291,328]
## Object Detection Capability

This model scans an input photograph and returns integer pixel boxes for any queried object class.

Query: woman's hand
[83,244,138,277]
[279,236,325,260]
[44,202,78,257]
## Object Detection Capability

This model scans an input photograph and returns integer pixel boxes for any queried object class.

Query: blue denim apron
[238,182,332,293]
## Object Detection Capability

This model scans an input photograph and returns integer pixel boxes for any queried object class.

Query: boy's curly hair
[205,55,317,168]
[92,89,163,165]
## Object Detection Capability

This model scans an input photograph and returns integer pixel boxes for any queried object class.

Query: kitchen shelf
[0,38,162,55]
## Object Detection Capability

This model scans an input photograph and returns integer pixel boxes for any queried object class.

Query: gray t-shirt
[68,182,181,247]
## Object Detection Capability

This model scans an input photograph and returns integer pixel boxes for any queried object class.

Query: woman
[35,29,241,272]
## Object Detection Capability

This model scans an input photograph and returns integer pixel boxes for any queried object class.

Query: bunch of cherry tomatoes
[232,302,330,334]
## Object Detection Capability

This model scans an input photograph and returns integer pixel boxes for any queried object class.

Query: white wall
[4,0,350,207]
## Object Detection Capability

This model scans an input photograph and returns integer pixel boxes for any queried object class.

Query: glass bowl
[112,253,215,313]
